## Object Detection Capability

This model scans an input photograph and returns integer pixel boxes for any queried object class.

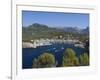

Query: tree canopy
[32,53,56,68]
[62,48,79,67]
[79,53,89,66]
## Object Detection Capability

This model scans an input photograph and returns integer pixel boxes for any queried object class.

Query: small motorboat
[53,47,56,50]
[61,47,64,50]
[55,50,58,52]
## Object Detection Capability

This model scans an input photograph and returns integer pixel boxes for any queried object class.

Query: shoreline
[22,39,85,48]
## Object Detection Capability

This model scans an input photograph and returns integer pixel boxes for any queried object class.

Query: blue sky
[22,11,89,29]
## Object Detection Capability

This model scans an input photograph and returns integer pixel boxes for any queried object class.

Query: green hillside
[22,23,89,42]
[22,23,67,41]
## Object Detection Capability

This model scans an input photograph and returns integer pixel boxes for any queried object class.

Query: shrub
[79,53,89,66]
[32,53,56,68]
[62,48,79,67]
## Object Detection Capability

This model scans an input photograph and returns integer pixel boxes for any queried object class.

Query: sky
[22,11,89,29]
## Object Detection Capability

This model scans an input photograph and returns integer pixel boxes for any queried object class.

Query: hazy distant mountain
[60,27,80,33]
[59,26,89,34]
[81,27,89,34]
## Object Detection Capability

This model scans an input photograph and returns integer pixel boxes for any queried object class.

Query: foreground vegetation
[32,48,89,68]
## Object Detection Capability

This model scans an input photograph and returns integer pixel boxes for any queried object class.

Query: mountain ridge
[22,23,89,41]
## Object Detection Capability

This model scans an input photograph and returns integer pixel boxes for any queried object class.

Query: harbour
[22,43,86,69]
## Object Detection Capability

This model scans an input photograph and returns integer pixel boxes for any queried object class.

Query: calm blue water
[22,43,85,69]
